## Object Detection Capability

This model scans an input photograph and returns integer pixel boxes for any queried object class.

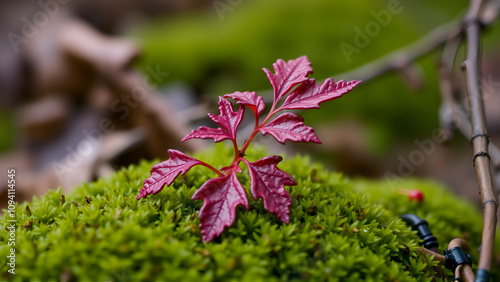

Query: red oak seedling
[137,56,361,242]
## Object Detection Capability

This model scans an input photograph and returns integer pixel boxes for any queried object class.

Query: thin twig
[461,0,498,275]
[419,247,446,265]
[418,247,446,278]
[438,32,463,143]
[448,239,475,282]
[448,103,500,193]
[333,16,462,83]
[332,1,500,277]
[333,0,500,83]
[455,265,463,281]
[438,31,500,193]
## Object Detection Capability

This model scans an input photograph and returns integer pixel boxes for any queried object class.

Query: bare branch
[334,0,500,84]
[334,1,500,277]
[461,0,498,275]
[334,17,461,83]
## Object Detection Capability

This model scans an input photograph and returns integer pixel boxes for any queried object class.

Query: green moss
[1,144,498,281]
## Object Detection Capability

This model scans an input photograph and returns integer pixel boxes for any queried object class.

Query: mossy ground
[1,144,499,281]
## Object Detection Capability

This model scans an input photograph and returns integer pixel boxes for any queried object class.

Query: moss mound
[1,145,499,281]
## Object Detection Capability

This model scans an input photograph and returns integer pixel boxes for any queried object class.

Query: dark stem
[461,0,498,275]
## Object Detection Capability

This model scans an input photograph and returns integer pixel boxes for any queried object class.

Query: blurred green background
[3,0,500,169]
[129,0,472,157]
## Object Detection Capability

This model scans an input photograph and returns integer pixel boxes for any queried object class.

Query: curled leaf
[224,91,265,117]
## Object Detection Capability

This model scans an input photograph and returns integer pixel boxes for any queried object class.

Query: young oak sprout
[137,56,361,242]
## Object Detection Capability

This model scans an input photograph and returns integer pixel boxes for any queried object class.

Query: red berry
[408,189,424,202]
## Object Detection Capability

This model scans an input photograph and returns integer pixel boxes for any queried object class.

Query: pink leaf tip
[263,56,313,104]
[182,97,244,143]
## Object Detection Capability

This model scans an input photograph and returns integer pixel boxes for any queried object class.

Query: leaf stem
[239,106,281,156]
[198,160,225,177]
[231,139,240,162]
[239,129,259,156]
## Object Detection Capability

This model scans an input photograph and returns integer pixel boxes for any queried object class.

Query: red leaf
[192,172,249,242]
[280,78,361,111]
[224,91,265,117]
[259,112,321,144]
[137,150,203,199]
[182,126,231,143]
[243,156,296,223]
[206,97,244,141]
[263,56,313,103]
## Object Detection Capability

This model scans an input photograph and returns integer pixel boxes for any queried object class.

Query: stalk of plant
[137,56,361,242]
